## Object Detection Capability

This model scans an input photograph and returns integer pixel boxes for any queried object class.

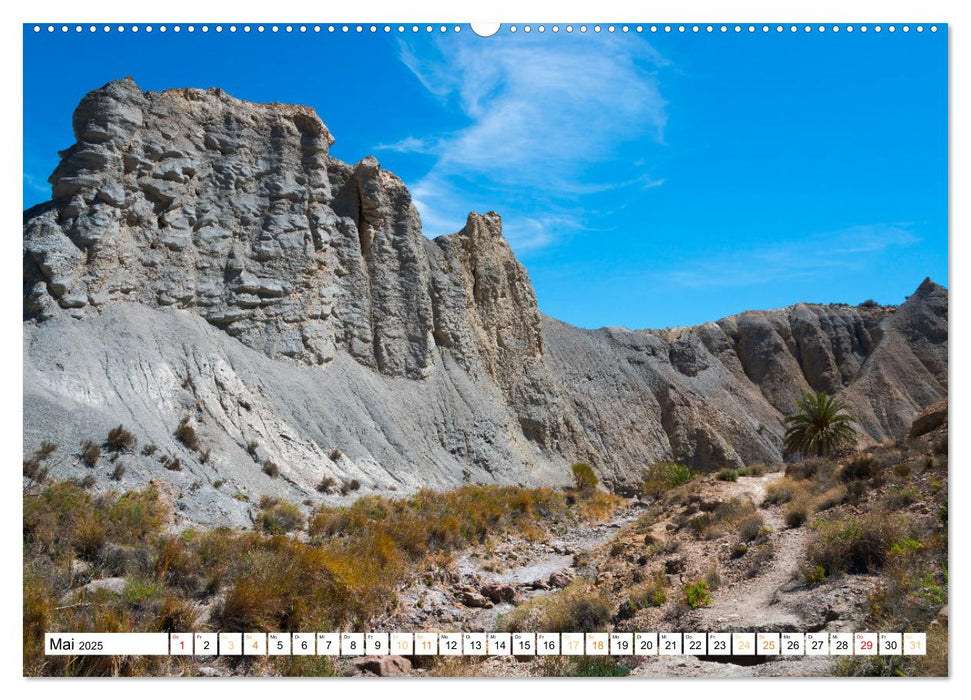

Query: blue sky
[23,25,947,329]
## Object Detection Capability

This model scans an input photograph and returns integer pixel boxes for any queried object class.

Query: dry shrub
[23,566,55,675]
[175,417,200,452]
[105,484,168,544]
[36,441,58,459]
[256,497,304,534]
[785,499,810,528]
[153,536,199,591]
[841,453,880,481]
[23,457,48,484]
[627,571,667,609]
[807,513,907,577]
[153,595,198,632]
[738,513,766,542]
[785,457,832,480]
[502,579,611,633]
[309,484,587,559]
[81,440,101,467]
[814,485,846,511]
[688,498,758,540]
[764,477,808,505]
[106,425,136,452]
[845,479,869,503]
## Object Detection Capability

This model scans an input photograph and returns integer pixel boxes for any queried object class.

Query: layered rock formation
[23,79,948,523]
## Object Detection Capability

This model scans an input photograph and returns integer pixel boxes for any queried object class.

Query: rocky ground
[340,411,948,677]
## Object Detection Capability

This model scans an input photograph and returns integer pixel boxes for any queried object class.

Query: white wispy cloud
[381,33,669,250]
[23,172,49,195]
[658,223,920,288]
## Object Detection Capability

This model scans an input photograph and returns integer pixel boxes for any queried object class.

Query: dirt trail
[695,472,811,631]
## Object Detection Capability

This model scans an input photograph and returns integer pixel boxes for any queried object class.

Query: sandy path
[692,472,809,630]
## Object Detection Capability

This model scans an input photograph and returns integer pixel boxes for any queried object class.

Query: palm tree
[783,390,857,457]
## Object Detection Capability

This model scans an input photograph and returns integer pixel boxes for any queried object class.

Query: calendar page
[21,8,949,682]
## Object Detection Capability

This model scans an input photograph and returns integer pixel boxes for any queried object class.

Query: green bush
[717,469,738,482]
[570,463,598,492]
[683,580,712,608]
[568,657,630,677]
[641,461,693,498]
[885,486,917,509]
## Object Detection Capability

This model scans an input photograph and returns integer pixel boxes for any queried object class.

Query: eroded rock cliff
[23,79,947,523]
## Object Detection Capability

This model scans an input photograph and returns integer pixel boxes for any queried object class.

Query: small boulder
[548,570,574,589]
[197,666,224,677]
[60,577,127,605]
[80,577,127,595]
[480,582,518,603]
[456,588,493,609]
[909,399,947,438]
[353,655,412,677]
